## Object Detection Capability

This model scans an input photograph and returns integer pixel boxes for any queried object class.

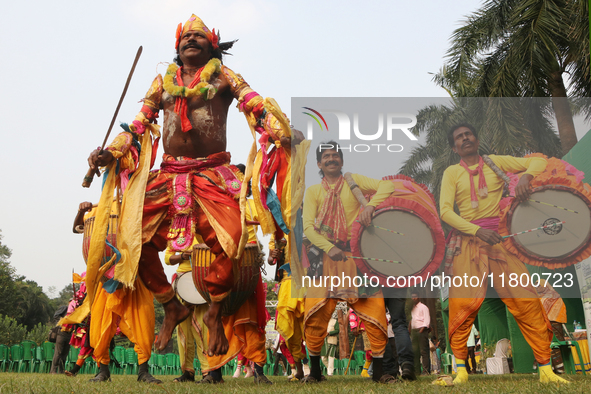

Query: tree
[443,0,589,155]
[0,315,27,346]
[26,322,53,345]
[13,280,54,330]
[0,230,20,319]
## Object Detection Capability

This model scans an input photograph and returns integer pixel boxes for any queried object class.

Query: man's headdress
[175,14,219,51]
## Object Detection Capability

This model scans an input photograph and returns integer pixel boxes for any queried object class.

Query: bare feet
[203,301,229,356]
[156,297,189,351]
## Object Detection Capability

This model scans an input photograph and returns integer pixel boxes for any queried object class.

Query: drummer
[165,235,209,383]
[439,123,567,385]
[70,202,160,383]
[269,235,306,382]
[302,141,396,384]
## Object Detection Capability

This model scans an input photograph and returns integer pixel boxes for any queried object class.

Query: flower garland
[163,58,221,100]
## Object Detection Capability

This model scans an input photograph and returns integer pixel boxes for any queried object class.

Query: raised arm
[87,75,163,173]
[72,202,93,233]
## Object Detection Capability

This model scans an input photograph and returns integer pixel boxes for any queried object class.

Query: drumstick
[527,199,579,214]
[356,221,404,236]
[509,196,579,214]
[350,256,403,264]
[501,221,566,239]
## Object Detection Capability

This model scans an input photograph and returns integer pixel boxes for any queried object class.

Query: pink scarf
[314,176,348,244]
[460,156,488,208]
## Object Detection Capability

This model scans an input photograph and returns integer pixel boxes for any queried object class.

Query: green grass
[0,373,589,393]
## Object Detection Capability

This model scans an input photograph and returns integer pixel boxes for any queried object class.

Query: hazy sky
[1,0,587,297]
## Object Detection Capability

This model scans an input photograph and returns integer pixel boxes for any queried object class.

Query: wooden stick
[82,46,143,188]
[344,335,358,376]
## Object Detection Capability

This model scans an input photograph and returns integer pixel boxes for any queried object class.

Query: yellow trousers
[305,297,387,357]
[90,280,154,365]
[177,303,209,373]
[449,235,552,364]
[304,252,388,357]
[276,276,305,362]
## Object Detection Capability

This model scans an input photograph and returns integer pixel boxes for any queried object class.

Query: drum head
[359,208,435,277]
[175,272,206,305]
[509,187,591,260]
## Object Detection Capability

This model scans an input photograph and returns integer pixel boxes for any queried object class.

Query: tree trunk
[549,71,578,156]
[337,308,349,360]
[424,296,438,341]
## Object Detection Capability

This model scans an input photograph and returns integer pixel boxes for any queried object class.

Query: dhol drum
[192,243,263,316]
[173,271,207,305]
[499,184,591,267]
[498,155,591,268]
[350,174,446,287]
[81,208,120,285]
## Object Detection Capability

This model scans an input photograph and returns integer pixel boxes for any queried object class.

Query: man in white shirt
[410,291,430,375]
[465,324,479,374]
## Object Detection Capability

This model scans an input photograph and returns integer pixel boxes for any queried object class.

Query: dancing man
[86,14,302,361]
[439,123,568,385]
[302,141,396,383]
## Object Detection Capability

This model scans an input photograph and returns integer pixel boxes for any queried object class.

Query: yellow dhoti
[177,303,209,374]
[276,276,305,362]
[90,280,155,365]
[448,235,552,364]
[304,253,387,357]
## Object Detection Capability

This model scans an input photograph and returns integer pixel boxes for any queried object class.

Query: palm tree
[444,0,589,156]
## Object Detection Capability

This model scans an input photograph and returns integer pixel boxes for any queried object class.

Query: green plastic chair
[550,324,586,375]
[31,345,44,373]
[175,353,182,375]
[223,358,235,376]
[353,350,365,374]
[156,354,166,375]
[0,344,9,372]
[346,359,357,375]
[165,353,177,375]
[441,352,453,374]
[125,348,139,375]
[9,344,23,372]
[66,346,80,372]
[80,354,97,375]
[40,342,55,373]
[334,358,343,375]
[113,346,126,375]
[19,340,36,373]
[148,353,158,375]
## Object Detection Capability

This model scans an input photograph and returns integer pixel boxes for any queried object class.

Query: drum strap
[482,155,511,197]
